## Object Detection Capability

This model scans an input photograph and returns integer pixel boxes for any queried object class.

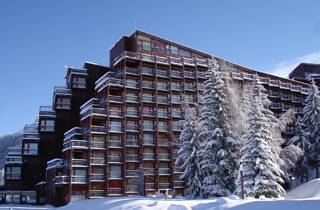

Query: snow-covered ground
[1,179,320,210]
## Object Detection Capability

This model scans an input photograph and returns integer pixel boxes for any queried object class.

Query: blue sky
[0,0,319,135]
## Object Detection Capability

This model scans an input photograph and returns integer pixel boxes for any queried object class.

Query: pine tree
[198,59,240,197]
[300,81,320,178]
[288,116,310,181]
[235,79,285,198]
[175,107,202,198]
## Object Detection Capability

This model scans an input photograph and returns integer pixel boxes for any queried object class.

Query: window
[158,107,168,117]
[170,45,178,54]
[152,39,166,53]
[159,121,168,131]
[6,166,21,179]
[126,79,139,88]
[178,48,191,58]
[56,97,71,109]
[40,119,54,132]
[143,120,154,130]
[171,94,181,103]
[72,77,86,89]
[126,106,138,116]
[137,35,151,51]
[23,143,38,155]
[110,121,122,132]
[142,93,154,102]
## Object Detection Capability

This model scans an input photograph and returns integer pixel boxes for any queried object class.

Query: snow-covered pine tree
[288,116,310,181]
[198,59,240,197]
[235,78,285,198]
[300,80,320,178]
[175,106,203,198]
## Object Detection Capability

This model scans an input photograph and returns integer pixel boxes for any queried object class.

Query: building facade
[1,30,318,206]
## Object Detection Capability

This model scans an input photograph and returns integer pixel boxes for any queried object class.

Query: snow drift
[286,178,320,199]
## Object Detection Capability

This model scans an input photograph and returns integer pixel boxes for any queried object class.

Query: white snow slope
[286,178,320,199]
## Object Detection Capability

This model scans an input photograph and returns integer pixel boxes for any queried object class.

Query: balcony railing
[55,176,70,184]
[145,183,156,190]
[6,173,21,179]
[170,57,183,65]
[90,174,105,181]
[91,157,105,165]
[126,154,139,161]
[280,82,290,89]
[281,94,291,100]
[172,111,184,118]
[185,84,196,91]
[184,71,196,78]
[183,58,195,66]
[158,139,170,146]
[143,153,155,160]
[5,156,22,164]
[108,140,122,148]
[108,95,123,103]
[142,110,155,117]
[269,91,280,98]
[63,140,89,150]
[171,84,183,91]
[71,176,87,183]
[91,141,105,149]
[71,159,88,166]
[126,170,138,177]
[142,81,155,89]
[301,87,309,94]
[156,56,169,64]
[142,95,155,103]
[126,110,139,117]
[143,124,155,131]
[125,67,140,75]
[109,125,123,132]
[141,67,156,76]
[126,140,139,147]
[126,95,139,103]
[40,126,54,132]
[109,109,122,117]
[157,111,169,118]
[159,168,171,175]
[197,71,206,78]
[108,156,122,163]
[125,81,140,89]
[90,126,107,133]
[143,138,155,145]
[269,80,279,87]
[158,125,169,132]
[157,84,169,91]
[195,58,208,67]
[108,172,122,179]
[144,168,156,175]
[270,103,282,109]
[39,105,56,116]
[126,185,139,192]
[141,54,156,62]
[291,85,301,92]
[159,183,171,189]
[171,70,183,78]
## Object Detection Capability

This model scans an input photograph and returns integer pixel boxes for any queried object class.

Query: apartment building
[1,30,317,206]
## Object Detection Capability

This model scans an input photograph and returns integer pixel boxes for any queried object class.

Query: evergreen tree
[175,107,202,198]
[300,81,320,178]
[198,59,240,197]
[235,79,285,198]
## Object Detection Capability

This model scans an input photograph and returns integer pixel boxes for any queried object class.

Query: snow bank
[55,196,320,210]
[286,178,320,199]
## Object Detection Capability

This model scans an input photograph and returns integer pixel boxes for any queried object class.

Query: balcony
[142,81,155,89]
[172,111,184,118]
[126,154,139,162]
[183,58,195,66]
[158,139,170,147]
[141,54,155,63]
[184,71,196,78]
[144,168,156,175]
[91,141,105,149]
[126,125,140,132]
[91,157,105,165]
[125,67,140,75]
[90,126,107,134]
[126,110,139,117]
[81,108,107,119]
[171,98,182,104]
[6,173,21,180]
[71,176,87,184]
[126,185,139,193]
[126,140,139,147]
[143,124,155,131]
[280,82,291,89]
[80,98,100,113]
[159,183,171,189]
[109,125,123,133]
[55,176,70,184]
[108,140,122,148]
[126,170,138,177]
[185,84,196,91]
[242,73,254,80]
[54,86,72,97]
[157,84,169,91]
[143,153,155,160]
[126,95,139,103]
[197,71,206,79]
[158,153,170,160]
[141,67,156,76]
[5,156,22,164]
[301,87,309,95]
[171,84,183,91]
[108,95,123,103]
[170,57,183,65]
[158,97,169,104]
[291,85,301,92]
[145,183,156,190]
[23,148,38,155]
[270,102,282,110]
[64,127,82,140]
[63,140,88,151]
[23,133,39,140]
[108,172,122,179]
[185,98,197,104]
[269,91,280,98]
[258,77,268,84]
[159,168,171,175]
[157,70,169,78]
[142,109,155,117]
[109,109,122,118]
[171,70,183,78]
[47,158,64,169]
[143,138,155,145]
[195,58,208,67]
[292,97,302,103]
[157,111,169,118]
[156,56,169,65]
[71,159,88,167]
[231,72,242,80]
[125,81,140,89]
[269,80,280,87]
[158,125,169,132]
[108,156,122,163]
[281,94,291,101]
[39,106,56,117]
[90,174,105,182]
